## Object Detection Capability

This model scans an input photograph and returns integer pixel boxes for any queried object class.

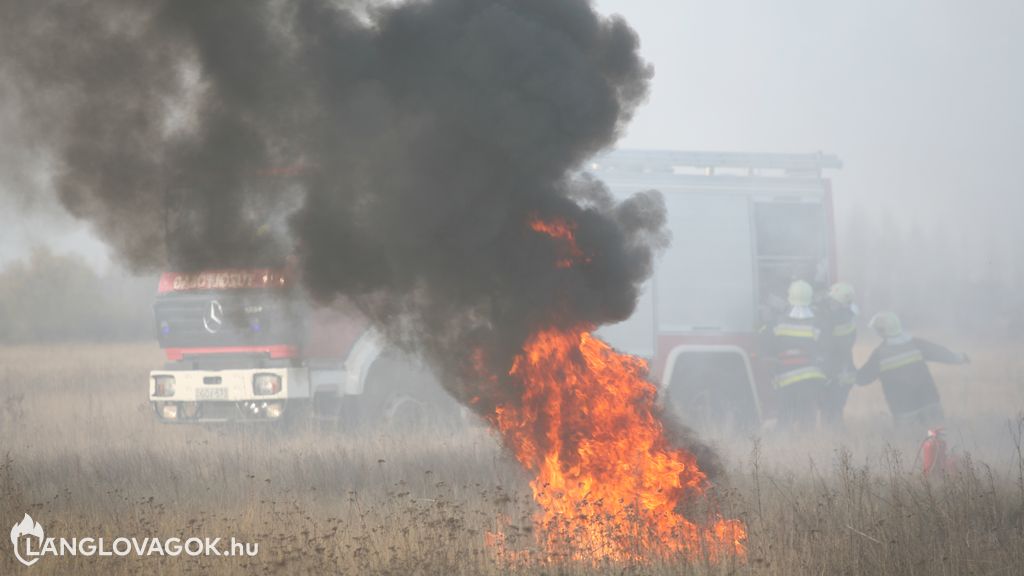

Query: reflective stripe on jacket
[879,349,925,373]
[857,337,962,416]
[763,316,826,388]
[773,323,820,339]
[775,365,828,388]
[832,322,856,337]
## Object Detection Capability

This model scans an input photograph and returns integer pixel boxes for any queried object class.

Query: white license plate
[196,387,228,400]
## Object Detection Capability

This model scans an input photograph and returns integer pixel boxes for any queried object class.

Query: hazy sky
[595,0,1024,235]
[3,0,1022,270]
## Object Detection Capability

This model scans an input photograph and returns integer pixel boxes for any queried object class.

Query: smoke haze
[0,0,672,410]
[597,0,1024,336]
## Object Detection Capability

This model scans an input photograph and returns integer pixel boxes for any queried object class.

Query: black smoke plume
[1,0,719,469]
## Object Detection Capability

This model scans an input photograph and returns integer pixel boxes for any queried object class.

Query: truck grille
[154,291,304,349]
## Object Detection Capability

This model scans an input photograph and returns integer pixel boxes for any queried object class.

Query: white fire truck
[594,150,843,430]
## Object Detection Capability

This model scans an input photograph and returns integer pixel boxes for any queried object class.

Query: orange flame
[528,216,590,268]
[478,216,746,562]
[488,327,746,561]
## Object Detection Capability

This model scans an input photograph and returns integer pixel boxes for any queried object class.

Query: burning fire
[489,328,746,561]
[479,217,747,562]
[528,216,591,268]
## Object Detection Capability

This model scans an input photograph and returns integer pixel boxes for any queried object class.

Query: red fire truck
[147,267,455,425]
[594,150,843,430]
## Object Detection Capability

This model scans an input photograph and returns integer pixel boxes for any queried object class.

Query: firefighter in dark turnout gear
[818,282,858,427]
[857,312,969,428]
[764,280,828,429]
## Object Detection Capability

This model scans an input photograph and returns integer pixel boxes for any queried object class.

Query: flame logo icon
[10,513,44,566]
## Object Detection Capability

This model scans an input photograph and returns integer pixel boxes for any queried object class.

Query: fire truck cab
[147,268,457,427]
[147,269,373,423]
[594,150,842,430]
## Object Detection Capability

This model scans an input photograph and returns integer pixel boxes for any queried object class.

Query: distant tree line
[838,204,1024,340]
[0,248,154,343]
[2,208,1020,345]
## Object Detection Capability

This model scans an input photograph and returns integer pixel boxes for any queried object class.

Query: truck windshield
[154,291,306,349]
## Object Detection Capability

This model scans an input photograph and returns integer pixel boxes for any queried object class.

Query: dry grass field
[1,341,1023,575]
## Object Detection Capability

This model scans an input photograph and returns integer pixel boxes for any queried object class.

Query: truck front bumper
[148,367,310,423]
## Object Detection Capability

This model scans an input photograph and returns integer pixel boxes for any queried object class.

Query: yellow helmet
[787,280,814,307]
[869,311,903,338]
[828,282,855,306]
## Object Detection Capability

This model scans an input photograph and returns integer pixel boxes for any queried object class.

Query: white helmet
[869,311,903,338]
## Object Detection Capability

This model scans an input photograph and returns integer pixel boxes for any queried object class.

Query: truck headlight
[159,402,179,420]
[264,402,284,419]
[252,373,282,396]
[154,375,176,397]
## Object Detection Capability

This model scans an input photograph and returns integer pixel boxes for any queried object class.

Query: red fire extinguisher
[921,427,947,477]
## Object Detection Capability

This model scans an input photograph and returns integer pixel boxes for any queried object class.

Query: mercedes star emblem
[203,300,224,334]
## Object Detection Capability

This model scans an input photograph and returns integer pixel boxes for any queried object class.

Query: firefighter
[818,282,858,428]
[764,280,828,430]
[856,312,969,429]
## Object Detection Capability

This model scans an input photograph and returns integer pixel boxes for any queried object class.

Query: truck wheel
[382,393,431,430]
[359,354,461,432]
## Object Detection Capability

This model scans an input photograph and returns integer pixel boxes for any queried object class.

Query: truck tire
[356,353,461,432]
